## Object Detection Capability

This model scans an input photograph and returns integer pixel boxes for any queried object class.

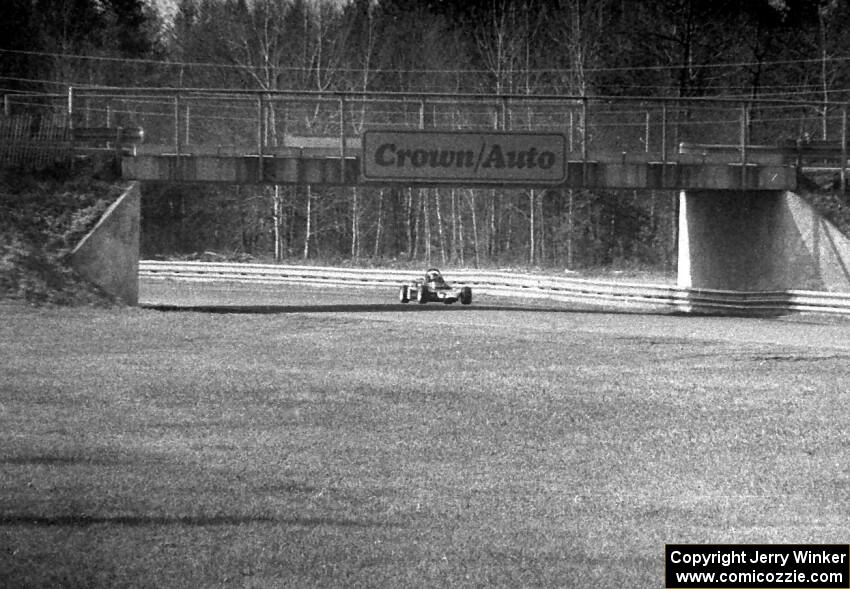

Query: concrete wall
[70,182,140,304]
[780,192,850,291]
[678,190,850,292]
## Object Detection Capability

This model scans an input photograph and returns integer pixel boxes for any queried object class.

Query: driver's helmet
[425,269,442,283]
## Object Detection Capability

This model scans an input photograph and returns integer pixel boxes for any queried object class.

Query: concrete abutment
[70,182,140,305]
[678,189,850,292]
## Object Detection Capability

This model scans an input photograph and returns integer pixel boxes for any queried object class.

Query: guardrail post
[661,102,668,164]
[645,110,650,152]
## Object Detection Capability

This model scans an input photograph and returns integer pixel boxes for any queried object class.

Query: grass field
[1,283,848,588]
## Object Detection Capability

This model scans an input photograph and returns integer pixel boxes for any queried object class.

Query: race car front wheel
[460,286,472,305]
[417,285,428,304]
[399,285,409,303]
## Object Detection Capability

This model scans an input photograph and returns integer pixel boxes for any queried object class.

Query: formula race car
[399,268,472,305]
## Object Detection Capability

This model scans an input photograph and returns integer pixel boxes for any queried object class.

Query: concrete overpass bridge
[88,88,818,190]
[39,88,850,304]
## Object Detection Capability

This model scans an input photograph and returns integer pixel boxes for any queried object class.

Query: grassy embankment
[0,167,127,304]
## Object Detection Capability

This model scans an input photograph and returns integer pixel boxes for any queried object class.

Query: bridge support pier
[677,190,850,292]
[71,182,140,304]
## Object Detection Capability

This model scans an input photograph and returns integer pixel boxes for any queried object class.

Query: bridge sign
[362,130,566,185]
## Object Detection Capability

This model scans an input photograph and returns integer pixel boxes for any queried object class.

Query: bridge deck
[123,146,797,190]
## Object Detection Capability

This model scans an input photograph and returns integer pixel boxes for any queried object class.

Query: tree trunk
[649,189,656,235]
[273,185,282,261]
[287,188,295,258]
[593,202,602,265]
[373,188,384,259]
[413,189,423,260]
[351,187,359,259]
[819,8,829,141]
[303,184,312,259]
[538,189,545,266]
[406,187,415,260]
[529,188,536,265]
[489,189,497,258]
[450,188,458,263]
[468,190,480,268]
[422,188,431,265]
[504,204,513,257]
[454,188,465,265]
[567,189,575,269]
[435,189,447,265]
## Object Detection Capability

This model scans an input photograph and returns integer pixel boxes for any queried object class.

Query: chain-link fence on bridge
[1,88,844,164]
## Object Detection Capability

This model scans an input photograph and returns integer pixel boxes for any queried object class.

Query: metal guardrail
[138,260,850,316]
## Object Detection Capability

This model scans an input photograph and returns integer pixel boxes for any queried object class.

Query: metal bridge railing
[8,88,839,155]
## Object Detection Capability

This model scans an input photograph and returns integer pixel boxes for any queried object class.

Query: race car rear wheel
[460,286,472,305]
[416,285,428,304]
[399,285,409,303]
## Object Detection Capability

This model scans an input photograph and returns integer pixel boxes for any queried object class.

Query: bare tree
[273,185,283,260]
[373,188,385,259]
[434,189,447,265]
[816,0,840,139]
[529,189,536,265]
[350,187,361,259]
[473,0,544,94]
[303,184,313,259]
[450,188,464,265]
[422,188,431,265]
[467,190,480,268]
